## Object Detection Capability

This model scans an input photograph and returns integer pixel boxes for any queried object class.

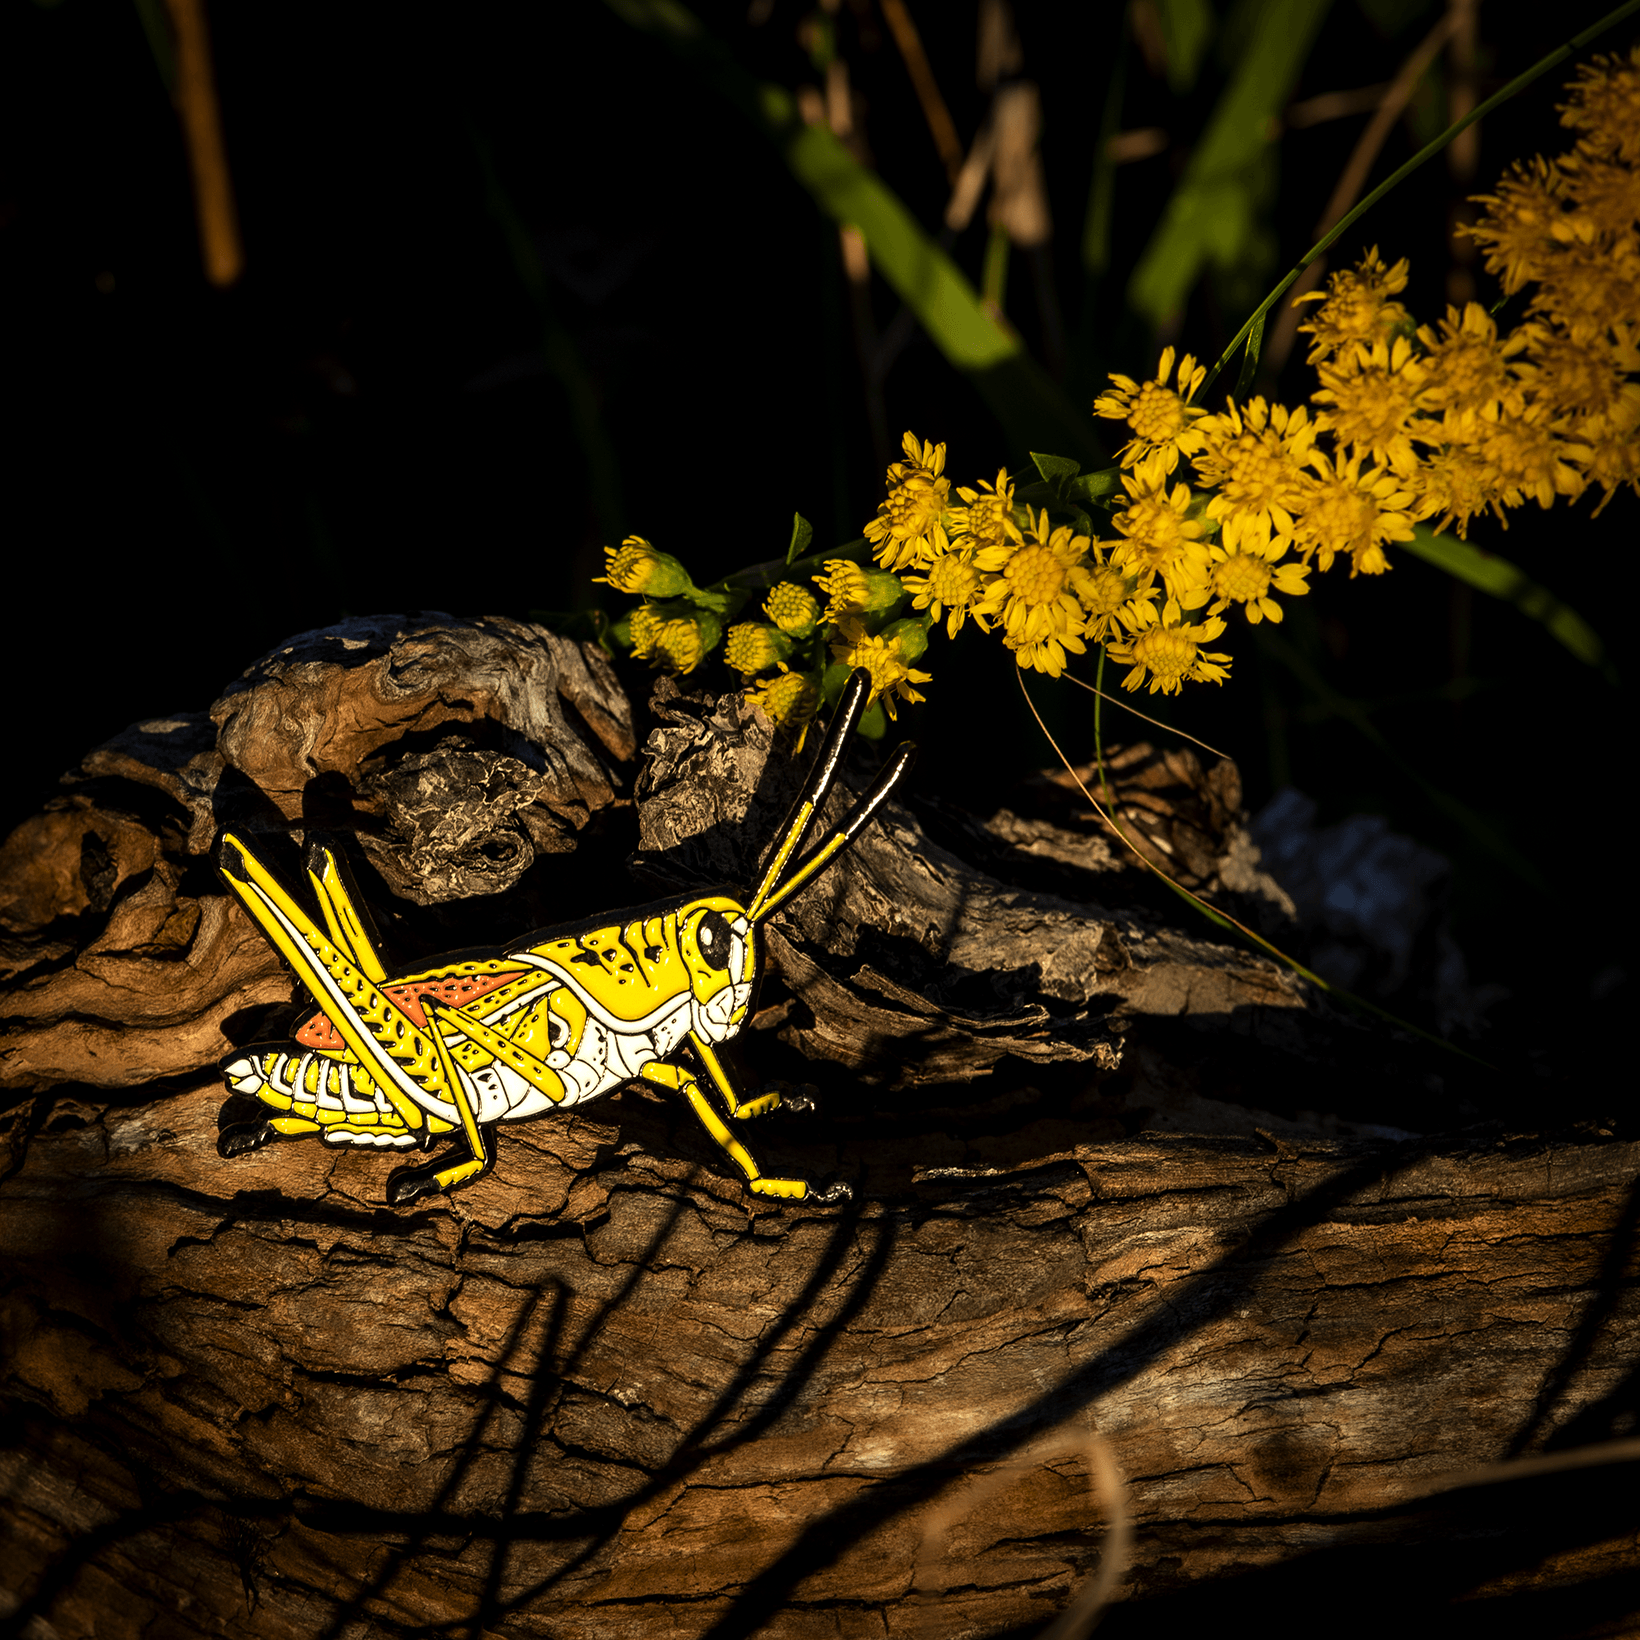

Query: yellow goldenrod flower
[1204,544,1311,624]
[1311,335,1431,477]
[1477,403,1590,510]
[1583,405,1640,512]
[1009,629,1090,677]
[1076,558,1157,645]
[947,469,1018,553]
[972,507,1097,656]
[813,559,906,624]
[863,431,951,572]
[596,536,694,598]
[829,618,932,719]
[1108,473,1211,594]
[723,622,792,675]
[1193,397,1316,555]
[1093,347,1210,486]
[764,581,822,639]
[1533,237,1640,345]
[1614,319,1640,378]
[1406,441,1504,538]
[1414,303,1526,433]
[903,550,988,639]
[1107,600,1232,695]
[748,667,820,735]
[1294,248,1412,361]
[1515,320,1638,438]
[1292,451,1416,576]
[1559,44,1640,165]
[1464,157,1566,295]
[1555,150,1640,245]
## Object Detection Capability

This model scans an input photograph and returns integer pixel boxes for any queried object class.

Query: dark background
[1,0,1631,1083]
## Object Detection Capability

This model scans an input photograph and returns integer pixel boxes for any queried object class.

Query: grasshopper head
[676,670,915,1049]
[679,894,759,1044]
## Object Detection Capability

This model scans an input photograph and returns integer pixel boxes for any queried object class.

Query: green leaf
[1404,525,1615,680]
[819,659,855,710]
[856,699,889,740]
[602,0,1107,468]
[1233,305,1266,398]
[679,581,751,621]
[1067,466,1122,506]
[1030,452,1082,491]
[1129,0,1332,330]
[1156,0,1216,94]
[787,512,815,566]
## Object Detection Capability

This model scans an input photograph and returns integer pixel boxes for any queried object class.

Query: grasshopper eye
[695,910,734,972]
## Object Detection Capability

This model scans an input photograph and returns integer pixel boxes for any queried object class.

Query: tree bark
[3,617,1636,1639]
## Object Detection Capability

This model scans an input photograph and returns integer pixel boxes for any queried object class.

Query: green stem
[725,536,871,593]
[1197,0,1640,404]
[1093,645,1114,815]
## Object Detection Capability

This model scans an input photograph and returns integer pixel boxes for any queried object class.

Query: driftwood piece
[0,615,634,1092]
[3,617,1636,1637]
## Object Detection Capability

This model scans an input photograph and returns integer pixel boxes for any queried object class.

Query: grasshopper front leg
[645,1052,848,1203]
[640,1060,813,1200]
[688,1034,816,1120]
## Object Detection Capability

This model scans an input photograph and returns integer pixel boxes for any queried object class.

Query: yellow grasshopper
[215,668,913,1206]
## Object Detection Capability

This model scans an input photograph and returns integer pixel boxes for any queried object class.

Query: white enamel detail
[225,1056,264,1096]
[693,980,754,1043]
[320,1126,418,1149]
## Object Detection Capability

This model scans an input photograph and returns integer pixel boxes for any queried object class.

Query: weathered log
[3,616,1635,1638]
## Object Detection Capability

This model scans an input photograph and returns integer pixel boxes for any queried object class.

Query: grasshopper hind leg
[385,1123,493,1205]
[218,1115,324,1157]
[386,1002,498,1204]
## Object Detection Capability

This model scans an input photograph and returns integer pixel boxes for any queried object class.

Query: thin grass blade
[1405,525,1615,681]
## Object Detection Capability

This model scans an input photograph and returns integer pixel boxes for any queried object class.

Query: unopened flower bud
[764,581,821,638]
[814,560,905,622]
[724,622,793,675]
[748,668,820,732]
[879,616,930,663]
[649,609,722,674]
[597,536,694,598]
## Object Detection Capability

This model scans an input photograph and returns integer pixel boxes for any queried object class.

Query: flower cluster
[858,410,1235,695]
[1284,48,1640,536]
[593,514,934,742]
[1443,46,1640,520]
[1074,47,1638,688]
[594,52,1635,715]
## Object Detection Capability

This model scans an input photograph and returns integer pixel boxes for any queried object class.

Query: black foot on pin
[774,1082,821,1115]
[386,1160,446,1206]
[219,1120,277,1158]
[810,1175,853,1204]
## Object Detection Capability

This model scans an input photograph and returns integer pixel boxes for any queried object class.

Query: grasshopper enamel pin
[215,668,913,1205]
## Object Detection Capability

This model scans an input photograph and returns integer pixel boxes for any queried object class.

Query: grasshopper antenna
[747,669,916,925]
[747,667,871,920]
